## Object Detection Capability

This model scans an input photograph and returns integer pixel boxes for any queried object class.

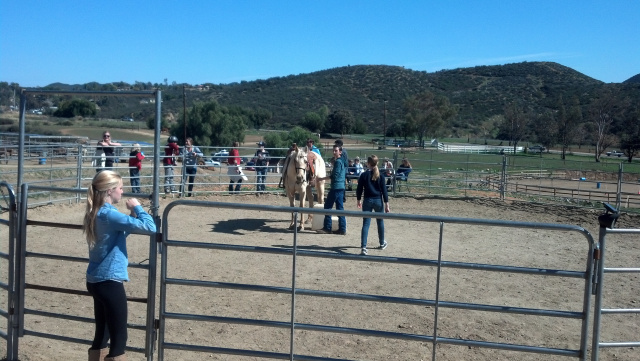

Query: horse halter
[295,154,308,183]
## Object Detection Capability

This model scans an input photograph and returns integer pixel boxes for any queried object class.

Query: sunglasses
[104,135,111,138]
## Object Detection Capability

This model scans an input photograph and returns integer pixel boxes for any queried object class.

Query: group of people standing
[315,139,393,256]
[98,133,246,197]
[83,133,405,360]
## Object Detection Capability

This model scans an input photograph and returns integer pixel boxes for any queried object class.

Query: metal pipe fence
[0,182,18,360]
[158,200,597,361]
[3,139,640,213]
[591,216,640,360]
[1,183,637,360]
[12,184,159,360]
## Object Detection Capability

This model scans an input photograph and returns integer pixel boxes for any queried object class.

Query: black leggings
[86,281,128,357]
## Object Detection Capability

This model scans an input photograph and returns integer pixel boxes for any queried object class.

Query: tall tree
[502,103,528,154]
[53,99,97,118]
[619,106,640,162]
[249,108,272,130]
[174,101,246,146]
[589,89,618,162]
[302,111,324,133]
[403,91,456,147]
[532,111,557,154]
[554,96,582,160]
[352,118,367,134]
[326,110,354,136]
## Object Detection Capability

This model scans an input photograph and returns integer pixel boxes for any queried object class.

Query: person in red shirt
[128,143,145,193]
[164,136,180,194]
[227,141,244,193]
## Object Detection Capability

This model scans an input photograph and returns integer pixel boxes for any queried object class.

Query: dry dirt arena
[1,194,639,361]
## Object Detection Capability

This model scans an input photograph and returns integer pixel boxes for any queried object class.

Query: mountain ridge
[4,61,639,137]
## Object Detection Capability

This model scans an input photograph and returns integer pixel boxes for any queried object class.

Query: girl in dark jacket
[356,155,390,255]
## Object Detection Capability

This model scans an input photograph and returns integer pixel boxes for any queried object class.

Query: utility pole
[383,100,387,147]
[183,85,187,141]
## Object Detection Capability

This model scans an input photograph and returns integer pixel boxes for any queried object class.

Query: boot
[88,347,108,361]
[105,353,127,361]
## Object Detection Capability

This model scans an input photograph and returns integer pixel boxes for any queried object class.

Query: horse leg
[298,188,306,231]
[288,190,296,230]
[305,184,314,224]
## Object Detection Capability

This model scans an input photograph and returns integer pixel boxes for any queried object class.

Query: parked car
[121,117,134,122]
[244,158,256,171]
[528,145,546,153]
[606,150,624,157]
[211,150,229,163]
[197,156,220,169]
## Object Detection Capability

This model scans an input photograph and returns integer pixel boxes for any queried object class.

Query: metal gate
[4,87,165,361]
[591,206,640,360]
[158,201,597,361]
[13,184,159,360]
[0,182,18,360]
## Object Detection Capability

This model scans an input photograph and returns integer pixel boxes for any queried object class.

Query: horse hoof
[304,219,311,224]
[289,225,295,230]
[297,226,304,232]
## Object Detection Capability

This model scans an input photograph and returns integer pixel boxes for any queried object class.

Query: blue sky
[1,1,638,87]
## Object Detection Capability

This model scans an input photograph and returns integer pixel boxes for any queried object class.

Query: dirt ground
[1,194,638,361]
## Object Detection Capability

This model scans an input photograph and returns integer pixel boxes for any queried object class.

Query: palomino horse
[282,145,309,230]
[304,148,326,224]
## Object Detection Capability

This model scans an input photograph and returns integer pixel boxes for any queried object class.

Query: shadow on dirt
[210,217,288,235]
[274,244,360,254]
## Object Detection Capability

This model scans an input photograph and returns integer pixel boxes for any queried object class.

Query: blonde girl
[82,170,156,361]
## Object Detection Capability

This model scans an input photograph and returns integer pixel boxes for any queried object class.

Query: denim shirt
[183,146,203,169]
[86,203,156,283]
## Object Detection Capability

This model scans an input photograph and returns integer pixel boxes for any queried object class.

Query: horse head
[291,146,308,185]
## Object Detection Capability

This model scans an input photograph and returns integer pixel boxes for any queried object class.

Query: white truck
[606,150,624,157]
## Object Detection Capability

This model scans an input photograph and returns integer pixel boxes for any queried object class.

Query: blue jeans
[323,189,346,232]
[164,165,175,193]
[256,167,267,192]
[185,167,197,196]
[129,168,140,193]
[361,197,385,248]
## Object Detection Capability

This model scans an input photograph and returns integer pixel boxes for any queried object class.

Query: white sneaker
[360,248,368,255]
[380,241,388,250]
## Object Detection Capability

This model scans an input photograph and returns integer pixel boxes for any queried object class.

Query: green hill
[2,61,639,139]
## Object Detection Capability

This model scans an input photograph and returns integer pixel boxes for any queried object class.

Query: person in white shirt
[354,157,364,175]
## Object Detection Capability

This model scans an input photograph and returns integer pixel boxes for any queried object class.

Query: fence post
[392,150,398,196]
[465,153,469,197]
[76,144,83,204]
[616,163,622,210]
[428,151,433,195]
[500,155,507,200]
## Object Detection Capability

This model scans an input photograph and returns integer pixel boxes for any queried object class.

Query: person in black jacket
[356,155,390,255]
[254,141,270,193]
[182,137,203,197]
[96,131,121,173]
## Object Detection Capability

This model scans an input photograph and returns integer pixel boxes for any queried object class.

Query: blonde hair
[131,143,141,152]
[368,155,380,181]
[82,170,122,248]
